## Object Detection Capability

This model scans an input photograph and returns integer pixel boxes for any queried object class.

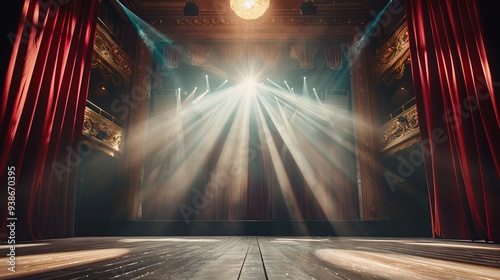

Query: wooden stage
[1,236,499,279]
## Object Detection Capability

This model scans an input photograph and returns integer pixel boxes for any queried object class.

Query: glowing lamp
[230,0,270,20]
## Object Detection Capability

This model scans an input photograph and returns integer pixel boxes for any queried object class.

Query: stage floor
[1,237,499,279]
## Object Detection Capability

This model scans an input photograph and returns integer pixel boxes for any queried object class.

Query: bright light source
[242,77,256,88]
[244,0,254,9]
[230,0,269,20]
[303,77,306,79]
[239,77,258,97]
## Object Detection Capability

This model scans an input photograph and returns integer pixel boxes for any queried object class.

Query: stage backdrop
[141,76,359,223]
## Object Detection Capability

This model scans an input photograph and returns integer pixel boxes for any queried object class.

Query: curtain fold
[406,0,500,242]
[186,43,211,67]
[323,42,345,70]
[164,43,184,69]
[217,42,242,67]
[141,92,358,222]
[1,0,100,241]
[261,42,283,69]
[291,41,319,69]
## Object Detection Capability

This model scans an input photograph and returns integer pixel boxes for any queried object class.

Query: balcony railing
[378,99,420,156]
[82,101,124,157]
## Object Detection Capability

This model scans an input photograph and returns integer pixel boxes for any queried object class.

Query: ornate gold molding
[82,107,124,157]
[92,24,134,85]
[379,104,420,156]
[149,16,368,26]
[372,22,410,86]
[126,0,367,13]
[351,30,387,220]
[91,54,124,86]
[381,51,410,86]
[145,16,367,40]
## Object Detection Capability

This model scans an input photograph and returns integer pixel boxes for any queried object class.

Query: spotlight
[300,0,316,15]
[242,77,256,88]
[183,0,199,16]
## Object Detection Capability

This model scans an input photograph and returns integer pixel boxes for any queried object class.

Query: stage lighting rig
[183,0,199,16]
[300,0,317,15]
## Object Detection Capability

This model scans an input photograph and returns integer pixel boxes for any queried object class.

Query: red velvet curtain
[291,41,319,70]
[186,43,211,67]
[141,96,359,222]
[217,42,243,66]
[261,42,283,69]
[323,42,344,70]
[164,43,184,69]
[1,0,100,241]
[406,0,500,242]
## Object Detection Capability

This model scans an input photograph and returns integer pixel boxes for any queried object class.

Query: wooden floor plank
[161,237,249,280]
[1,237,499,280]
[260,237,347,280]
[238,238,266,280]
[121,236,242,279]
[257,237,320,279]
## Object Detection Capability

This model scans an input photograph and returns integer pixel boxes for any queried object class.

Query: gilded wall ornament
[379,105,420,156]
[372,23,410,85]
[92,24,134,85]
[83,107,124,156]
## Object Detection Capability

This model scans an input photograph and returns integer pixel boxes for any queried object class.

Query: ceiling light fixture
[300,0,317,15]
[183,0,199,16]
[230,0,270,20]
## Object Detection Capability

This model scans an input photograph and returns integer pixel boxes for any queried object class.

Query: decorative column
[113,41,152,220]
[349,33,388,220]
